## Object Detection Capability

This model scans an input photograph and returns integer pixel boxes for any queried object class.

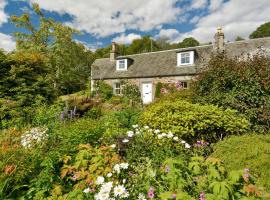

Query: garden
[1,52,270,200]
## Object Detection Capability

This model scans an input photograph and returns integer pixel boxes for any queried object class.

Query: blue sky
[0,0,269,51]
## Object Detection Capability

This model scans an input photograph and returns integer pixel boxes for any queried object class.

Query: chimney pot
[214,27,225,53]
[110,42,118,61]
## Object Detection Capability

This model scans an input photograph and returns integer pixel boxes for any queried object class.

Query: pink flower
[148,187,155,199]
[172,193,177,199]
[200,191,206,200]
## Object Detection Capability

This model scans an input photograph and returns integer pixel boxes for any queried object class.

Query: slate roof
[91,37,270,80]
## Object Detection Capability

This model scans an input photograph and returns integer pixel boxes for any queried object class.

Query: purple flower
[165,165,170,173]
[60,111,65,121]
[148,187,155,199]
[200,191,206,200]
[172,193,177,199]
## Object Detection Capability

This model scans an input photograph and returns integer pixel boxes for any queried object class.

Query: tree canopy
[249,22,270,39]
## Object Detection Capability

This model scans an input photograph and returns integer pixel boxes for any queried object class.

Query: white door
[142,83,152,104]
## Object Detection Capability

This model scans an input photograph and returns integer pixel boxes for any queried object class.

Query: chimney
[110,42,118,62]
[213,27,225,53]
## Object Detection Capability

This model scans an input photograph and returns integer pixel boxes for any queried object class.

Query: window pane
[180,52,191,64]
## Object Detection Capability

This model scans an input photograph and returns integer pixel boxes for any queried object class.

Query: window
[177,51,194,66]
[114,82,121,95]
[116,59,127,71]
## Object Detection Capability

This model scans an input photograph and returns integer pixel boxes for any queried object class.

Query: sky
[0,0,269,52]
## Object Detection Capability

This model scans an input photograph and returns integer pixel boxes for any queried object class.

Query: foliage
[178,37,200,48]
[0,128,46,198]
[192,53,270,131]
[92,80,113,101]
[121,80,142,104]
[235,36,245,41]
[212,134,270,197]
[11,3,93,96]
[154,82,162,98]
[140,99,249,142]
[249,21,270,39]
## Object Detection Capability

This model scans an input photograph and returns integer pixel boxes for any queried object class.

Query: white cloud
[209,0,224,11]
[0,32,16,52]
[191,0,208,9]
[0,0,8,26]
[181,0,270,43]
[30,0,182,37]
[155,28,182,43]
[113,33,141,44]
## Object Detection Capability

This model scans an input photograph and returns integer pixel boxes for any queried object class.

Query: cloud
[155,29,182,43]
[0,0,8,26]
[181,0,270,43]
[113,33,141,44]
[0,32,16,52]
[191,0,208,9]
[30,0,182,37]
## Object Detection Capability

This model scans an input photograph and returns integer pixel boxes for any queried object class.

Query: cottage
[91,28,270,104]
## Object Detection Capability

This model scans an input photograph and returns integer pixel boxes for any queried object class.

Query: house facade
[91,28,270,104]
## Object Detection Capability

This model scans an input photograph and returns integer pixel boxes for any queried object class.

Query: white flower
[138,193,147,200]
[173,136,179,141]
[107,172,113,177]
[120,163,129,169]
[122,139,129,143]
[127,131,134,137]
[135,131,141,135]
[154,129,160,134]
[95,191,110,200]
[157,134,163,139]
[83,187,90,193]
[167,132,174,138]
[113,164,121,174]
[161,133,167,137]
[110,144,116,148]
[100,182,113,193]
[96,176,105,185]
[185,143,191,149]
[132,124,139,128]
[122,191,130,198]
[181,140,186,144]
[113,185,126,197]
[122,179,126,183]
[144,125,149,129]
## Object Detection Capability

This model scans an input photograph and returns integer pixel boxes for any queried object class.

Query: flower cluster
[195,140,209,148]
[121,125,192,149]
[21,127,48,148]
[84,163,130,200]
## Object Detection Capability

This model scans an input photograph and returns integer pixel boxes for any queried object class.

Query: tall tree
[11,3,94,95]
[249,22,270,39]
[178,37,200,48]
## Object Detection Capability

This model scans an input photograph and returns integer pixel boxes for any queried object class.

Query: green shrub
[84,106,102,119]
[192,53,270,131]
[155,82,162,98]
[92,80,113,100]
[121,80,141,104]
[212,134,270,197]
[140,100,249,142]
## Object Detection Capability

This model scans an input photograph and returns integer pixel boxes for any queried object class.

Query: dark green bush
[155,82,162,98]
[92,80,113,100]
[84,106,102,119]
[193,53,270,131]
[212,134,270,197]
[140,100,249,142]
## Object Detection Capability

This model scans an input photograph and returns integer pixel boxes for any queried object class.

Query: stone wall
[93,75,194,102]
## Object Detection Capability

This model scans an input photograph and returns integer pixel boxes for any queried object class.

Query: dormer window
[116,59,128,71]
[177,51,194,66]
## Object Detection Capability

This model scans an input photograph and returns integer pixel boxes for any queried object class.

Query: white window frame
[116,59,128,71]
[177,51,194,66]
[113,82,122,95]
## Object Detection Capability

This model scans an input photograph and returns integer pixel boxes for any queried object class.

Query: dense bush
[121,80,142,104]
[140,100,249,142]
[212,134,270,197]
[193,53,270,131]
[92,80,113,101]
